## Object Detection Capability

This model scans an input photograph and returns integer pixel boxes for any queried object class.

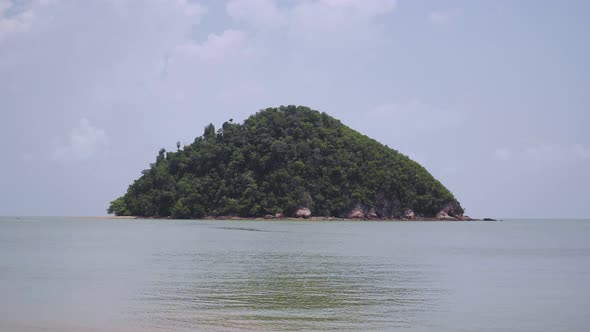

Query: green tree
[108,106,463,219]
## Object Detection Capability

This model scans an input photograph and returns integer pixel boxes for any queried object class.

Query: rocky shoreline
[104,215,488,222]
[104,204,494,222]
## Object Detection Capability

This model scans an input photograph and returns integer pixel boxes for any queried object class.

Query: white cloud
[0,0,58,43]
[220,0,398,70]
[0,2,35,43]
[225,0,396,33]
[175,0,207,18]
[0,0,11,14]
[280,0,396,52]
[53,118,109,161]
[429,8,463,25]
[174,29,247,61]
[320,0,397,16]
[226,0,285,28]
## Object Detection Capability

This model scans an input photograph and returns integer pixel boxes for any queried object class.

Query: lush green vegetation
[108,106,463,219]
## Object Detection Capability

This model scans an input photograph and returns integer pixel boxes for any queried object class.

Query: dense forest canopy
[108,106,463,219]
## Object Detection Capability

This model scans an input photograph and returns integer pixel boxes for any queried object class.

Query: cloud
[494,144,590,163]
[0,0,61,43]
[53,118,109,161]
[221,0,398,72]
[226,0,285,28]
[174,29,247,61]
[175,0,207,18]
[0,0,35,43]
[281,0,397,53]
[225,0,396,32]
[429,8,463,25]
[320,0,397,16]
[0,0,9,13]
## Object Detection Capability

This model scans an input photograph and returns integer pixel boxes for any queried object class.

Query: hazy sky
[1,0,589,218]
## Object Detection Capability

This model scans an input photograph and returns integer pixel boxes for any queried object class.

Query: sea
[0,217,588,331]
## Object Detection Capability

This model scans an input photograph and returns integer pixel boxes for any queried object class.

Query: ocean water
[0,217,588,332]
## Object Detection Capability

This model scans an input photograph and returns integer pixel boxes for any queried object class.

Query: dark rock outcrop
[439,201,463,217]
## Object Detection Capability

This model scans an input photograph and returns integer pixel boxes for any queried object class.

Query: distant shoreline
[81,215,486,222]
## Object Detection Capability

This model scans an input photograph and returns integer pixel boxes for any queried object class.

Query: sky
[1,0,589,218]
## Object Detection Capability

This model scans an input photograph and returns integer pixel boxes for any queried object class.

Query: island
[108,105,472,221]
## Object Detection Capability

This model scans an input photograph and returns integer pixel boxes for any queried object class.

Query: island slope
[108,106,464,219]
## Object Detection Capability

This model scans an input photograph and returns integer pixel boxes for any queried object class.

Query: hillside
[108,106,464,219]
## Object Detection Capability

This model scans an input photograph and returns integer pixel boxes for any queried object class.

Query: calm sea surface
[0,217,588,331]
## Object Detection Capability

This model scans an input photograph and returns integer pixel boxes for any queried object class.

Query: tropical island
[108,105,472,221]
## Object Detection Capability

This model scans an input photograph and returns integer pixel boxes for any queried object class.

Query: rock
[436,211,455,220]
[348,207,365,219]
[264,214,274,219]
[295,208,312,218]
[403,209,415,219]
[367,209,378,219]
[483,218,497,221]
[275,213,284,219]
[440,201,463,217]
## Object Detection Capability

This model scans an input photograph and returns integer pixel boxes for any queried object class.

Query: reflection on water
[3,218,589,332]
[135,251,440,331]
[213,226,269,232]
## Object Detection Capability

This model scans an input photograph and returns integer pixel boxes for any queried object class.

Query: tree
[108,106,462,219]
[107,197,129,216]
[204,123,216,140]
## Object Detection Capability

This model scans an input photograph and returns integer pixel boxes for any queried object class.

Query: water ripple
[132,252,442,331]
